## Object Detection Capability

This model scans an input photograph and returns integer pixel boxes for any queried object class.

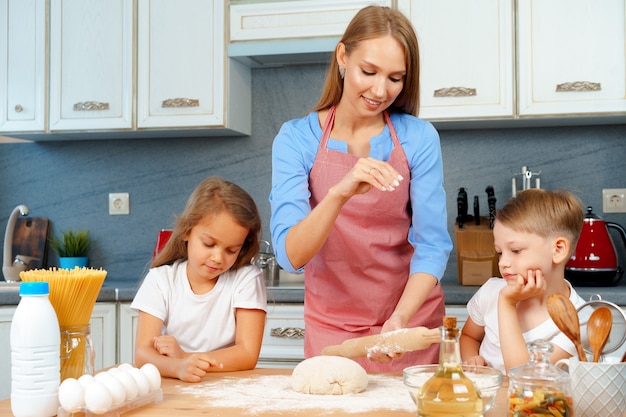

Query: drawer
[259,304,304,366]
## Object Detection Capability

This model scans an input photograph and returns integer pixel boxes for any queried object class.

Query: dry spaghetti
[20,267,107,381]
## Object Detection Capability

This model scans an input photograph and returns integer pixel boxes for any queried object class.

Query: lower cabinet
[118,302,138,365]
[0,302,117,401]
[258,304,305,368]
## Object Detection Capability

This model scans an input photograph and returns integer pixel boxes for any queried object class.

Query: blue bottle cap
[19,281,49,295]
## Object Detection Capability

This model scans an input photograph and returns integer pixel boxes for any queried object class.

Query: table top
[0,368,510,416]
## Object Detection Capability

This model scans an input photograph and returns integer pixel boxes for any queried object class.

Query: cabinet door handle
[270,327,305,339]
[555,81,601,92]
[14,104,23,113]
[162,98,200,108]
[73,101,110,111]
[434,87,477,97]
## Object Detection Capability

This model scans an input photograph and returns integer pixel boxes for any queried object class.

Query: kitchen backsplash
[1,64,625,284]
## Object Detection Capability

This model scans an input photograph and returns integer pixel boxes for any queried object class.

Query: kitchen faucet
[3,204,35,282]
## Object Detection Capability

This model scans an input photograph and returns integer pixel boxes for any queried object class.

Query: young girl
[132,177,267,382]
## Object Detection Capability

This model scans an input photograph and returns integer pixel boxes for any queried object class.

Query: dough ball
[291,356,368,395]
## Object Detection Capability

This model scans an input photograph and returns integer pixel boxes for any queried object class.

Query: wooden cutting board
[10,217,49,269]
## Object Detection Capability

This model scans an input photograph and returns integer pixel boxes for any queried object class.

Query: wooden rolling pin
[321,326,441,359]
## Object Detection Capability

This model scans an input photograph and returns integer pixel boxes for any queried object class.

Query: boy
[460,189,586,373]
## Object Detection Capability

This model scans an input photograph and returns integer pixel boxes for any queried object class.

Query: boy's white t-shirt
[131,260,267,353]
[466,277,586,373]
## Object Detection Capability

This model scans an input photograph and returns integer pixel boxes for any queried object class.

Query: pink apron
[305,107,445,372]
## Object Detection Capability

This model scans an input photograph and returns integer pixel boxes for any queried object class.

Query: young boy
[460,189,586,374]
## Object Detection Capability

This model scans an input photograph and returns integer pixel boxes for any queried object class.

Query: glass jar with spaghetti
[60,324,94,381]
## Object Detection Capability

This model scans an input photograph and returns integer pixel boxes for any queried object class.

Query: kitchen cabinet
[257,303,305,368]
[0,302,116,401]
[49,0,133,131]
[228,0,390,67]
[397,0,514,120]
[0,0,46,132]
[118,302,138,365]
[137,0,250,132]
[517,0,626,117]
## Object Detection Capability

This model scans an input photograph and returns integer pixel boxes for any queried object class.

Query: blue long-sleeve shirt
[269,111,452,280]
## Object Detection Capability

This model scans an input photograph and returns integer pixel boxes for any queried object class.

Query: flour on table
[174,374,414,414]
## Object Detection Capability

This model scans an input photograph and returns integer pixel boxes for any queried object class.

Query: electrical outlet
[602,188,626,213]
[109,193,130,215]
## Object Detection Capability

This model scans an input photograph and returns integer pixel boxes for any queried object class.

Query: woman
[269,6,451,372]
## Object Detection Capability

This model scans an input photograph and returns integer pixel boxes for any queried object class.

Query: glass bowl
[403,364,503,413]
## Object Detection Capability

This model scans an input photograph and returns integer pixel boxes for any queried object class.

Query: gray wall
[2,65,625,284]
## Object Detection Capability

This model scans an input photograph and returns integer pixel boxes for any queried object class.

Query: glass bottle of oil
[417,316,482,417]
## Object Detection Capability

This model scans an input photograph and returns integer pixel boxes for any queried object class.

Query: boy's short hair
[496,189,584,250]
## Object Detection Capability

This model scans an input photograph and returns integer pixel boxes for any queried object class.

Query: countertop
[0,368,510,416]
[2,276,626,306]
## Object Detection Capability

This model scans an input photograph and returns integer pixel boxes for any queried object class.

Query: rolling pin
[321,326,441,359]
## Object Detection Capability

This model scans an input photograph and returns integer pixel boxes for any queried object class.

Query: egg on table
[58,377,85,413]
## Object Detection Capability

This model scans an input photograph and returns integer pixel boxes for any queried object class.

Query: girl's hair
[311,6,421,116]
[152,177,261,270]
[496,189,584,252]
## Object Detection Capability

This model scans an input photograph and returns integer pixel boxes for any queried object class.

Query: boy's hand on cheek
[501,269,546,303]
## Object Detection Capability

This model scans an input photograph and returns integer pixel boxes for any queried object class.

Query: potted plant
[49,229,92,269]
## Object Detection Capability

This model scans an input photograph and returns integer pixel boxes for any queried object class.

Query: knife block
[455,219,500,285]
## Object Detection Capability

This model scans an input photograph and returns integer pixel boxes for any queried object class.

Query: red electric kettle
[566,206,626,286]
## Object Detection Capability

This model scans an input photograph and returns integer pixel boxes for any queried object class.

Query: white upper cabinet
[398,0,514,120]
[137,0,250,133]
[517,0,626,116]
[0,0,46,132]
[229,0,391,66]
[49,0,133,131]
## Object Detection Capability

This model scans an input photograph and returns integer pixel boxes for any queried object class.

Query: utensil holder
[455,220,499,285]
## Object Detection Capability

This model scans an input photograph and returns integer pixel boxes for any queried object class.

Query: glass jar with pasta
[508,339,573,417]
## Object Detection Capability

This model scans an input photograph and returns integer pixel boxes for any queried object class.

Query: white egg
[58,377,85,413]
[84,380,113,415]
[107,367,122,377]
[117,362,134,372]
[113,369,138,401]
[140,363,161,391]
[102,375,126,405]
[77,374,95,389]
[94,371,113,383]
[127,367,150,396]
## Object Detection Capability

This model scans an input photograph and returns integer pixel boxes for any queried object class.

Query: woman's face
[185,211,249,284]
[338,34,406,116]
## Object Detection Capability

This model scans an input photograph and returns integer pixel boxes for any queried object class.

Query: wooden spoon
[547,293,587,361]
[587,307,613,362]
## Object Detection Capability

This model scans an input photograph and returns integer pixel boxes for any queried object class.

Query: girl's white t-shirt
[131,260,267,353]
[466,277,586,373]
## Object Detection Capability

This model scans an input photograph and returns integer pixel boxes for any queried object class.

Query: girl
[132,177,267,382]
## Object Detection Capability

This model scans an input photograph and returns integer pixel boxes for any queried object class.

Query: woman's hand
[332,157,404,199]
[367,313,406,364]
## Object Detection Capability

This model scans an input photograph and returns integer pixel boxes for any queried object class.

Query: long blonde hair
[153,177,261,270]
[312,6,421,116]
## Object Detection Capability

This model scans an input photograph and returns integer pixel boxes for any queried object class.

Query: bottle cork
[443,316,457,329]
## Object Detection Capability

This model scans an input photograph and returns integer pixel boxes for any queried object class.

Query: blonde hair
[496,189,584,253]
[153,177,261,270]
[312,5,421,116]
